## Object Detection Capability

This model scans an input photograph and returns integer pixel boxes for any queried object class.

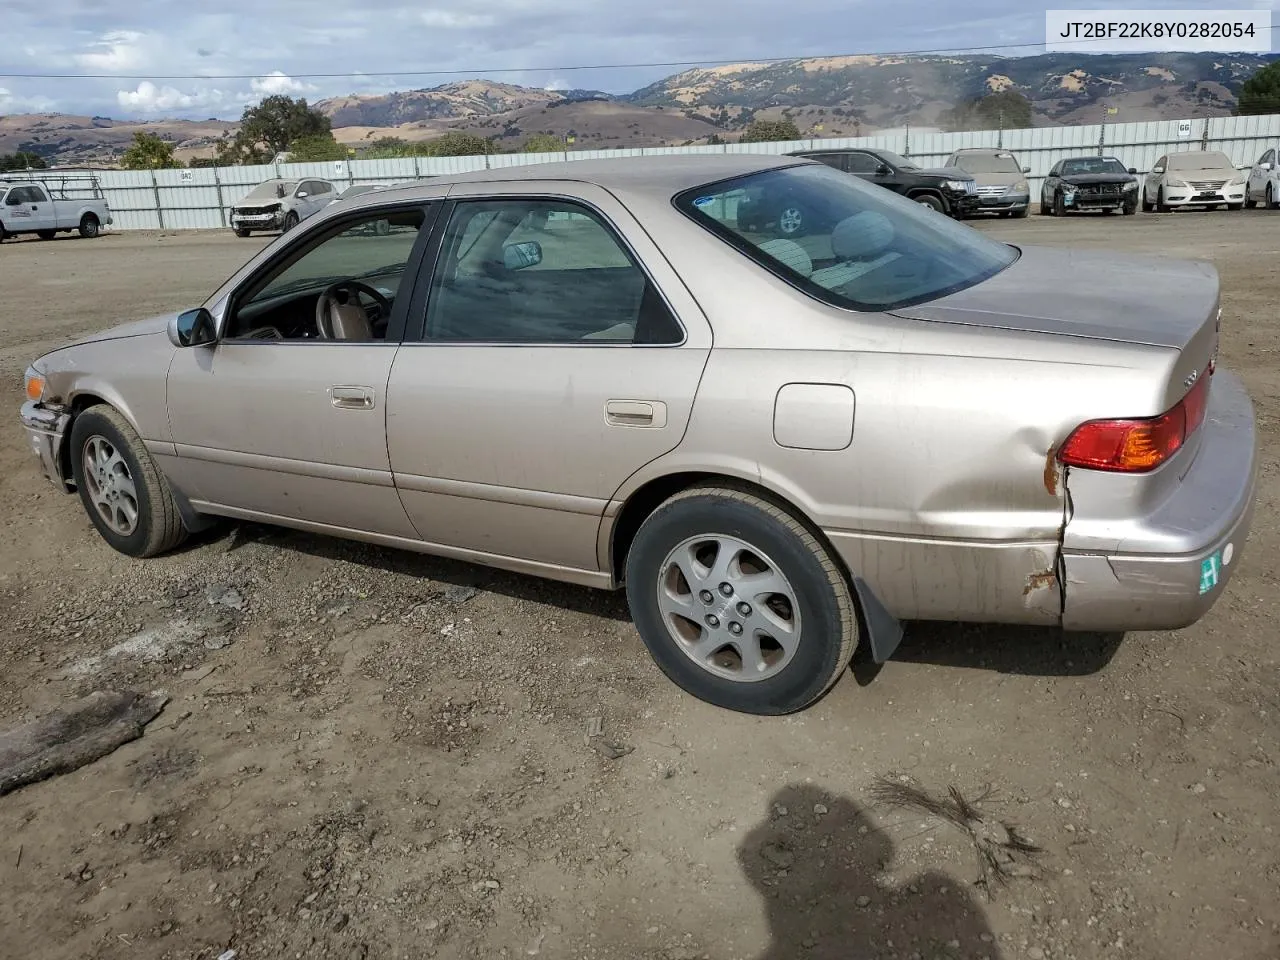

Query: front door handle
[329,385,375,410]
[606,399,667,428]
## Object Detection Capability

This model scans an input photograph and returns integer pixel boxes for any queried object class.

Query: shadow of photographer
[738,784,1003,960]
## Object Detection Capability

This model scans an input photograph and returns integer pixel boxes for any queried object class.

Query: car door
[23,185,56,230]
[1248,149,1274,200]
[295,181,319,219]
[4,185,51,231]
[1147,155,1167,202]
[164,202,437,537]
[1043,162,1062,206]
[384,185,713,576]
[843,151,892,188]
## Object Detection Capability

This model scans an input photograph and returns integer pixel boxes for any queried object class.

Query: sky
[0,0,1273,119]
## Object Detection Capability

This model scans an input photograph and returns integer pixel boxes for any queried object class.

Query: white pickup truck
[0,177,113,242]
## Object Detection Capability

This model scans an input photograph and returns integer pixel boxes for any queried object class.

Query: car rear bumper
[1061,368,1258,632]
[20,400,71,490]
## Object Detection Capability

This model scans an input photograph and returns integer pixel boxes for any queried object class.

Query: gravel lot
[1,210,1278,960]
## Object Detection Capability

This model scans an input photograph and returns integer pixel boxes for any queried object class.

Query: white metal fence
[26,113,1280,232]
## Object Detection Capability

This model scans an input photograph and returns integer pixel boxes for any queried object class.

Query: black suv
[787,148,981,218]
[1040,155,1140,216]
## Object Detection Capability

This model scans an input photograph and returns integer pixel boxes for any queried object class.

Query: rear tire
[69,406,188,558]
[624,485,858,715]
[78,214,100,238]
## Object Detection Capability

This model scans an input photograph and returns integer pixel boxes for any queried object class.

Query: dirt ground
[0,210,1278,960]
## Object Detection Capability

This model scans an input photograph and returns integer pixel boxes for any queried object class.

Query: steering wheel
[315,280,392,340]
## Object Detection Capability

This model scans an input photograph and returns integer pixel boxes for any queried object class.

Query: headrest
[831,211,895,260]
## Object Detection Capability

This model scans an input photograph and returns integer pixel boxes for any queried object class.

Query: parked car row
[0,173,113,243]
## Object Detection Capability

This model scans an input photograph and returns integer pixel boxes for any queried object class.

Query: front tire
[1227,202,1244,211]
[912,193,946,214]
[78,214,100,238]
[282,211,300,232]
[1012,204,1029,219]
[234,228,251,238]
[624,485,858,715]
[1156,188,1170,213]
[1053,192,1066,217]
[1268,184,1279,210]
[69,406,188,558]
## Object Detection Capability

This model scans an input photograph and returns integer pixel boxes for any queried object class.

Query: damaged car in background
[19,154,1258,715]
[229,178,336,237]
[1040,155,1140,216]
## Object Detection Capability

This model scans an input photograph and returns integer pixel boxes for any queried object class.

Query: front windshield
[1167,151,1233,172]
[877,150,917,170]
[243,180,298,201]
[953,152,1021,174]
[676,163,1018,311]
[1061,158,1129,176]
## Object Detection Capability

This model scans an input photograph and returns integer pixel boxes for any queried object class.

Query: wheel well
[610,472,842,583]
[81,212,100,224]
[57,393,107,481]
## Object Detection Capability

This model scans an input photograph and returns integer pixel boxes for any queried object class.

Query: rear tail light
[1058,369,1211,473]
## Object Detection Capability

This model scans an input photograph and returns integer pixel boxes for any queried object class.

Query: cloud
[116,81,226,112]
[0,87,56,112]
[250,71,317,96]
[420,10,496,29]
[74,29,148,71]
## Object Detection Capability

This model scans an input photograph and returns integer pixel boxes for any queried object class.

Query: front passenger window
[422,198,682,345]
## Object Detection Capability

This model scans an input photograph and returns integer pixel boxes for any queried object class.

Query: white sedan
[1141,150,1247,212]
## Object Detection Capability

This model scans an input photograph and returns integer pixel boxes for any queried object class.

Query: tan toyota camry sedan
[20,154,1258,714]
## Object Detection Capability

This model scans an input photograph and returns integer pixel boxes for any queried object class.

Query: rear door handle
[606,399,667,428]
[329,385,375,410]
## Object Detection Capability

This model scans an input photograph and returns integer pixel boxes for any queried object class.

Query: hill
[3,52,1275,166]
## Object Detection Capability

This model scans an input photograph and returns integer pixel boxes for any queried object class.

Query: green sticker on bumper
[1200,551,1222,595]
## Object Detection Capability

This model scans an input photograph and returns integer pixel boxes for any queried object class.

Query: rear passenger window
[420,198,682,345]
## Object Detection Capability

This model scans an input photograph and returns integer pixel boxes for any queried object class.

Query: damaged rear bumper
[1061,368,1258,632]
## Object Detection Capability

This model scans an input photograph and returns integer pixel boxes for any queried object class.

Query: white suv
[1141,150,1246,212]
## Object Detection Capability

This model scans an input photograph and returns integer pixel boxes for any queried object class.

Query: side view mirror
[1261,162,1273,172]
[1152,167,1164,175]
[1021,166,1031,174]
[296,191,308,199]
[875,163,891,175]
[1127,167,1138,175]
[168,307,216,348]
[503,240,542,271]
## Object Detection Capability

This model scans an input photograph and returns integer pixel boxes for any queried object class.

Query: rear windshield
[1061,158,1129,176]
[1167,151,1233,171]
[243,180,298,200]
[674,163,1018,311]
[952,152,1021,174]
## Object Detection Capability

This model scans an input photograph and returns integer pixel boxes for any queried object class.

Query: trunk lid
[890,244,1220,407]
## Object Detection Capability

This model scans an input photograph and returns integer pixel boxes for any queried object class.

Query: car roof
[361,153,804,202]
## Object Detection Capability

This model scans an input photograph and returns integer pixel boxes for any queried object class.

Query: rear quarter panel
[605,198,1178,623]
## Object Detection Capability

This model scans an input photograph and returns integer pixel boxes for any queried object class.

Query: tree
[942,90,1033,132]
[187,156,219,168]
[416,132,494,157]
[287,133,346,162]
[0,151,46,172]
[1237,61,1280,115]
[120,131,181,169]
[521,132,564,153]
[741,118,801,143]
[221,95,331,164]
